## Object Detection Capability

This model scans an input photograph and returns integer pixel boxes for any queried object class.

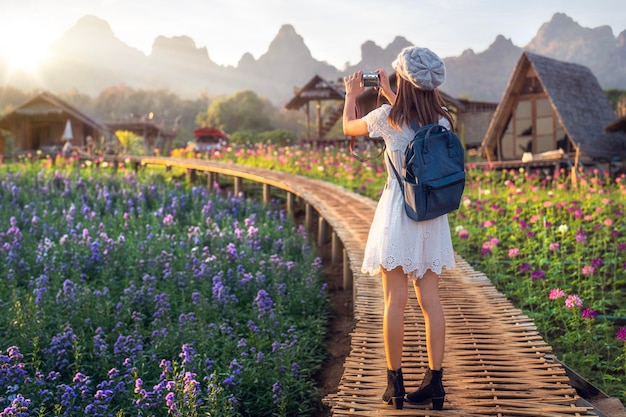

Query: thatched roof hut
[480,51,626,164]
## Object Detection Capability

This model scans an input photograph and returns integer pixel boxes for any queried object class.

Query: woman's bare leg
[381,266,408,370]
[413,269,445,370]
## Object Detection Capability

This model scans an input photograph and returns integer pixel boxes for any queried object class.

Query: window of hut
[514,100,533,156]
[535,98,555,153]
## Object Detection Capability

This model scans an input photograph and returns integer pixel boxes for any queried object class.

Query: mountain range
[1,12,625,106]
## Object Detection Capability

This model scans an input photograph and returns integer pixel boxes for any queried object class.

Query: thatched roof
[284,75,345,110]
[0,91,109,133]
[481,51,626,161]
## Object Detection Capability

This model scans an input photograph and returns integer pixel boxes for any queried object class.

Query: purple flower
[575,230,587,243]
[590,258,604,268]
[617,327,626,341]
[458,229,469,240]
[254,289,275,319]
[179,344,195,367]
[531,270,545,280]
[519,263,531,273]
[581,308,598,319]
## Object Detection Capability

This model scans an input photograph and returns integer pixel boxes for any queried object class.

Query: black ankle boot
[406,368,445,410]
[382,368,405,409]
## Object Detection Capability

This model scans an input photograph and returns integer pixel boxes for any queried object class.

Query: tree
[204,90,273,133]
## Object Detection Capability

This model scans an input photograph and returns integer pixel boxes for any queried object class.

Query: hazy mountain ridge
[1,13,624,105]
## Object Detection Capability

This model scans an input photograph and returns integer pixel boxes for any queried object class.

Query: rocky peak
[151,35,212,63]
[264,24,311,59]
[65,15,115,39]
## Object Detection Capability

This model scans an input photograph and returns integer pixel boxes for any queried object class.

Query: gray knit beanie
[392,46,445,90]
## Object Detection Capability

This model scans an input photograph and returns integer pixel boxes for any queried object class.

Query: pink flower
[549,288,566,300]
[617,327,626,342]
[565,294,583,309]
[582,265,595,276]
[549,243,560,252]
[508,248,520,258]
[458,229,469,240]
[603,218,613,227]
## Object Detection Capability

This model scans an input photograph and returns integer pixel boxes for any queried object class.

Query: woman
[342,46,456,410]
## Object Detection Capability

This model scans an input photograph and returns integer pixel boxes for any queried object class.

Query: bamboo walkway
[137,158,596,417]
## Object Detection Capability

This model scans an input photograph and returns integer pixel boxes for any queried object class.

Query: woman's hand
[342,70,369,137]
[376,69,396,105]
[344,70,365,97]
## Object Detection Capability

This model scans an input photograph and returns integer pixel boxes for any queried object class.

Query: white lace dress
[361,104,456,280]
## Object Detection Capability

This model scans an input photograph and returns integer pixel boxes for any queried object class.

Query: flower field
[180,144,626,402]
[0,160,330,416]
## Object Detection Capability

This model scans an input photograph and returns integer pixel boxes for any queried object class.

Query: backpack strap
[386,151,405,193]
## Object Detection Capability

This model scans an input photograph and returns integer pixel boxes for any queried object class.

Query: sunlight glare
[0,28,50,73]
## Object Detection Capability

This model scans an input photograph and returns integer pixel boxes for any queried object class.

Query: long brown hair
[388,75,454,132]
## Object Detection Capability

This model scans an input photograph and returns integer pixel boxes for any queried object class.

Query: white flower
[455,225,465,233]
[558,224,569,233]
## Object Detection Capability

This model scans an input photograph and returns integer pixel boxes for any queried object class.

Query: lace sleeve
[362,105,411,152]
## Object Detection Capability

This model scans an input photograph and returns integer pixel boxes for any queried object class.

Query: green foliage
[115,130,144,155]
[605,89,626,111]
[206,90,273,133]
[259,129,298,146]
[229,130,260,146]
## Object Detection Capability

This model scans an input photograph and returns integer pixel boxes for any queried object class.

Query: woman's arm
[343,71,370,137]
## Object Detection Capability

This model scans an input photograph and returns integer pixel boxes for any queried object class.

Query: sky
[1,0,625,73]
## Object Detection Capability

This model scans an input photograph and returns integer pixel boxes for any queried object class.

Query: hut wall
[457,111,495,147]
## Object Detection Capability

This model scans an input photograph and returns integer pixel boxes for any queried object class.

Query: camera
[362,71,380,87]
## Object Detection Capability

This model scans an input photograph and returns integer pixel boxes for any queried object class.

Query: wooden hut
[284,75,346,142]
[480,52,626,166]
[0,91,111,155]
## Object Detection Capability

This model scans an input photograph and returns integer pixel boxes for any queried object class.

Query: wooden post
[342,249,353,290]
[305,204,314,232]
[207,172,215,191]
[331,232,342,263]
[186,168,197,183]
[263,184,271,204]
[234,177,243,195]
[317,217,329,246]
[286,192,295,217]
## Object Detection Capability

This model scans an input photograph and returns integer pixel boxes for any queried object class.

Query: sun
[0,31,49,74]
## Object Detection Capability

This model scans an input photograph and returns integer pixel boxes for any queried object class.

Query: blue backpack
[388,123,466,221]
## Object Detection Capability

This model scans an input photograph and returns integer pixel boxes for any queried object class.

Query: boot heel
[391,396,404,410]
[432,396,444,410]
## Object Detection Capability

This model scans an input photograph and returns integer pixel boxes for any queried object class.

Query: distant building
[284,75,345,141]
[0,91,112,155]
[191,127,229,151]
